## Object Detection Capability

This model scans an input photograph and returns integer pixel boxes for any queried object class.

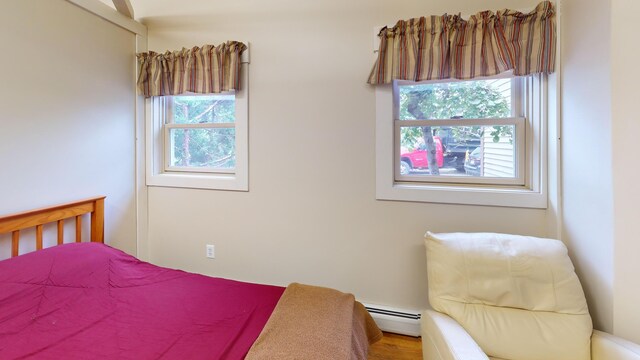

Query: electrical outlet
[206,244,215,259]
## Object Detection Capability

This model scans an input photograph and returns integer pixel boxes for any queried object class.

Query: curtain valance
[137,42,247,98]
[368,1,556,84]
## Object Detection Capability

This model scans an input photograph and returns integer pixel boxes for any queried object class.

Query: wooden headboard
[0,196,105,257]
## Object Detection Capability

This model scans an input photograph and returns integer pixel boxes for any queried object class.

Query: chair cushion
[425,232,592,360]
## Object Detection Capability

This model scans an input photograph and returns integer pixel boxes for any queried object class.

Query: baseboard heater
[364,304,421,337]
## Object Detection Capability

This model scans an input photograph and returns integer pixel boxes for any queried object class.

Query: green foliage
[173,96,235,124]
[399,80,511,149]
[489,125,512,143]
[171,96,236,168]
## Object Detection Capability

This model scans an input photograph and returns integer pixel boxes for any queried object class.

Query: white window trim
[375,74,548,208]
[145,55,249,191]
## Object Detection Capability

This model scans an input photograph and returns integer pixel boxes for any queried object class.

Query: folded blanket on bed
[245,283,382,360]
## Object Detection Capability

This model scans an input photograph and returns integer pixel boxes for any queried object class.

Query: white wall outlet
[206,244,215,259]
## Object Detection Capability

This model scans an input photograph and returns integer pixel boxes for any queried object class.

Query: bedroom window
[394,77,525,186]
[146,66,249,191]
[375,74,548,208]
[163,94,237,173]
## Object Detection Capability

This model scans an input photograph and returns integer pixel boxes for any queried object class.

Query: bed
[0,197,382,359]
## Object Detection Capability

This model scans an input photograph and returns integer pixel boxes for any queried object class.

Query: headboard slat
[57,220,64,245]
[76,216,82,243]
[11,231,19,257]
[36,225,43,250]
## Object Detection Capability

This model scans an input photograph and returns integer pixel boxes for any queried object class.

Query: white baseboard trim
[364,303,422,337]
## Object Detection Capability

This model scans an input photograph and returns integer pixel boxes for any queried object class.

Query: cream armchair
[422,232,640,360]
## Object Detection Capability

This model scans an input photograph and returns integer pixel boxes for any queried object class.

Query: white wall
[563,0,640,340]
[611,0,640,344]
[138,0,549,311]
[560,0,615,332]
[0,0,138,257]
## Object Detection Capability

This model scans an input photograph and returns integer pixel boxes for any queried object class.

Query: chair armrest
[592,330,640,360]
[421,310,489,360]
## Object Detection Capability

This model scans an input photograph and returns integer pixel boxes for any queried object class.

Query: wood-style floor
[368,332,422,360]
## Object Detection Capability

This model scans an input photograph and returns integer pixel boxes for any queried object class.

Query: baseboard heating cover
[364,303,421,337]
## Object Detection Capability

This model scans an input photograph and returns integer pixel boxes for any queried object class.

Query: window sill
[376,182,547,208]
[147,172,248,191]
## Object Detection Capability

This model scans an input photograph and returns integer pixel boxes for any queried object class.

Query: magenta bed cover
[0,243,285,359]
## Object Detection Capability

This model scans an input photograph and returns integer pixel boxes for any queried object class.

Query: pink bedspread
[0,243,285,359]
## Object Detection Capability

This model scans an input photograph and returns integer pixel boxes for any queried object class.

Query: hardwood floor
[368,332,422,360]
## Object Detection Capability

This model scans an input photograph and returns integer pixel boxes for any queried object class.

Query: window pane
[399,125,516,178]
[398,79,512,120]
[171,95,235,124]
[169,128,236,169]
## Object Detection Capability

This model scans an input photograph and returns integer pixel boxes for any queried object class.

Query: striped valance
[368,1,556,84]
[137,42,247,98]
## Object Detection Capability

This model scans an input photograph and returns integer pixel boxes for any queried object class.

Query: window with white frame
[146,65,249,191]
[376,74,547,208]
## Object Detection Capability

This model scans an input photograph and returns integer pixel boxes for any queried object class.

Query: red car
[399,137,444,175]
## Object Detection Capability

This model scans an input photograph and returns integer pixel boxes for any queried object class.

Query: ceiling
[98,0,342,20]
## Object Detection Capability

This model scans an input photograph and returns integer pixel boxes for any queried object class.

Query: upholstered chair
[422,232,640,360]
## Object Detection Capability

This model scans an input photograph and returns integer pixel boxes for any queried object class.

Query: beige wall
[0,0,138,257]
[139,0,548,311]
[611,0,640,344]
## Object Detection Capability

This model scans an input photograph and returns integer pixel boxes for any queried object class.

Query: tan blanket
[245,283,383,360]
